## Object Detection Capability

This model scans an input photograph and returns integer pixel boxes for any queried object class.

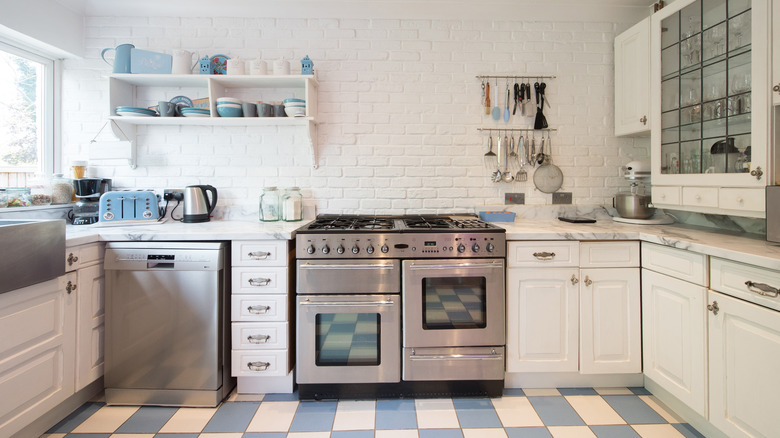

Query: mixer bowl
[614,193,655,219]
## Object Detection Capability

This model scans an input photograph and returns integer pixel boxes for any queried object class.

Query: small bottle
[259,187,280,222]
[282,187,303,222]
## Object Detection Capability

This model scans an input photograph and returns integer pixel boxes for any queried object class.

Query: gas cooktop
[298,214,502,233]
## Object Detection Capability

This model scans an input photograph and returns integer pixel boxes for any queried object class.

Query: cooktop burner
[304,215,396,231]
[299,214,501,233]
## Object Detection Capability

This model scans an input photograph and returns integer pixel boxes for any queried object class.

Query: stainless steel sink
[0,219,65,294]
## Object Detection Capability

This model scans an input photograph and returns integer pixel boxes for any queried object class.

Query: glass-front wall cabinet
[660,0,753,176]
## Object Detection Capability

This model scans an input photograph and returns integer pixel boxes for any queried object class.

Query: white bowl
[216,97,242,105]
[216,103,242,109]
[284,107,306,117]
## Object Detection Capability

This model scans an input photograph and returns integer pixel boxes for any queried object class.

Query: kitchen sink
[0,219,65,294]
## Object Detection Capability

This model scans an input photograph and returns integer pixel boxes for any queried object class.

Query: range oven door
[402,258,505,348]
[296,294,401,384]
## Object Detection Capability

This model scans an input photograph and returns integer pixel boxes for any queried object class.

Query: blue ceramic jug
[101,44,135,74]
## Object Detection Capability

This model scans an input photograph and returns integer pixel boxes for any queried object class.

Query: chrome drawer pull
[300,300,394,307]
[409,354,503,361]
[247,361,270,371]
[745,281,779,298]
[248,277,271,287]
[409,262,503,270]
[248,305,271,314]
[533,251,556,260]
[247,334,271,344]
[299,263,395,270]
[248,251,271,260]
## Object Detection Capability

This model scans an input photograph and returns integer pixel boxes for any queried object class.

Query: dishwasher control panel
[104,245,225,271]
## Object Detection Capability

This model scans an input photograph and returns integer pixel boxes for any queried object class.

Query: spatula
[504,84,510,122]
[491,79,500,121]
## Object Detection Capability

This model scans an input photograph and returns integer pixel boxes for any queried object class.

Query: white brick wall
[62,16,650,215]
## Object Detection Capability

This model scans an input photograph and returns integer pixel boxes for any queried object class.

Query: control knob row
[456,243,495,253]
[305,244,390,255]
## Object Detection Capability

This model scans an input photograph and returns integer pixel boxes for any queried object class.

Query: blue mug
[101,44,135,74]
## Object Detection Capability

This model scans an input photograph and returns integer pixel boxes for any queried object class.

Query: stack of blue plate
[116,106,157,117]
[180,107,211,118]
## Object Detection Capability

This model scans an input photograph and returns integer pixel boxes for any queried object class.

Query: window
[0,41,55,184]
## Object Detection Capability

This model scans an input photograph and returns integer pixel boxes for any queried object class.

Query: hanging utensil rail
[475,75,556,80]
[477,128,557,132]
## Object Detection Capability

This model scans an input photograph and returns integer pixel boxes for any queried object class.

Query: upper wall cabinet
[650,0,771,217]
[773,1,780,105]
[615,17,651,137]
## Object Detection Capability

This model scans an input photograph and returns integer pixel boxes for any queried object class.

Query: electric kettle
[182,185,218,223]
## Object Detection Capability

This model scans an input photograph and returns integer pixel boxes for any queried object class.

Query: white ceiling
[53,0,656,23]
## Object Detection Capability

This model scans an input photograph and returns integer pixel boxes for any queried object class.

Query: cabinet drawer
[65,243,105,272]
[231,350,288,377]
[580,241,639,268]
[231,294,288,322]
[507,241,579,267]
[231,322,288,350]
[710,258,780,312]
[641,242,707,286]
[651,186,681,205]
[232,267,288,294]
[718,187,765,212]
[232,240,289,267]
[682,187,718,208]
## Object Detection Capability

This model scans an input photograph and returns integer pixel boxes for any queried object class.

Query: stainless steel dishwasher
[104,241,234,407]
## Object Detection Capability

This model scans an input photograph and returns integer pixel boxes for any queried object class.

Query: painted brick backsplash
[63,16,649,215]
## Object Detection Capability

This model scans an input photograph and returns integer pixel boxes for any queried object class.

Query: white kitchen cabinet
[773,0,780,105]
[707,290,780,438]
[0,274,76,438]
[106,74,320,168]
[649,0,772,218]
[642,268,708,417]
[615,17,651,136]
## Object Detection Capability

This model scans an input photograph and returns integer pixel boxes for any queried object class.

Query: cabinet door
[580,268,641,374]
[641,269,707,416]
[773,1,780,105]
[76,263,105,391]
[615,17,651,136]
[0,274,76,437]
[708,290,780,438]
[506,268,579,372]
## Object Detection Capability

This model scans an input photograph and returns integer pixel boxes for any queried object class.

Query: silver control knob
[381,244,389,253]
[472,243,480,252]
[352,246,360,254]
[307,245,315,254]
[336,245,345,254]
[486,243,495,252]
[322,245,330,254]
[457,244,466,253]
[366,245,375,254]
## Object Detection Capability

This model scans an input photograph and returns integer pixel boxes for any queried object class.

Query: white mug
[273,59,290,75]
[250,59,267,75]
[226,58,245,75]
[172,50,196,74]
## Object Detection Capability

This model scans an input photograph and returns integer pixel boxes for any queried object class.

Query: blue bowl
[283,98,306,104]
[216,106,243,117]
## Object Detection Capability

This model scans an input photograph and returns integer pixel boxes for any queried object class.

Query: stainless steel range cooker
[295,214,506,399]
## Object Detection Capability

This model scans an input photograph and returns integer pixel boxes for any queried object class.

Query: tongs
[534,81,548,129]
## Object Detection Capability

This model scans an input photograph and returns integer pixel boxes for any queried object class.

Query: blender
[71,178,112,225]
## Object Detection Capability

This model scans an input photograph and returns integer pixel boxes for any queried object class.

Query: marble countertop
[66,217,780,271]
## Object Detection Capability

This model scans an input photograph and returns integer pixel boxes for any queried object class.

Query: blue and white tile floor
[41,387,705,438]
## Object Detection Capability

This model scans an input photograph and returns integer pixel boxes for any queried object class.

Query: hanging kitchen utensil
[536,135,546,165]
[534,81,548,129]
[485,81,491,115]
[502,131,514,182]
[529,135,536,168]
[513,82,521,115]
[492,133,504,183]
[481,78,485,106]
[518,83,526,116]
[491,79,501,120]
[533,134,563,193]
[516,135,528,182]
[484,135,497,169]
[504,81,510,122]
[540,82,550,109]
[509,135,517,170]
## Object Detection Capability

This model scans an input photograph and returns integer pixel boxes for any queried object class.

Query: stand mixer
[612,161,674,225]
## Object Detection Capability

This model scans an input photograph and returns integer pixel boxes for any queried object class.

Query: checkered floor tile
[41,387,706,438]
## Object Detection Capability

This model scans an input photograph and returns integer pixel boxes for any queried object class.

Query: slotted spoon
[484,135,497,169]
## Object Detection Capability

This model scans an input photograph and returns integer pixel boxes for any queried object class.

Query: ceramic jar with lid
[282,187,303,221]
[259,187,280,222]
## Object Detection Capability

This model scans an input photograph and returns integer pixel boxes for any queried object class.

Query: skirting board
[238,372,294,394]
[505,372,644,388]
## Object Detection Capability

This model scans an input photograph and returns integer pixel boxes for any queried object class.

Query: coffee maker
[71,178,111,225]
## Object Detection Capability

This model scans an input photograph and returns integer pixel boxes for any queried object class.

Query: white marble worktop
[65,217,780,271]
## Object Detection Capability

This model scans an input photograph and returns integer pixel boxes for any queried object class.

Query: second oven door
[296,294,401,384]
[402,258,505,348]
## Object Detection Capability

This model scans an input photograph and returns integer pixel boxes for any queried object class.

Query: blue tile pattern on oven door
[452,398,502,428]
[289,400,338,432]
[590,424,642,438]
[527,396,585,426]
[376,399,417,430]
[317,313,379,366]
[419,429,465,438]
[558,387,598,396]
[114,406,178,433]
[46,402,104,433]
[602,395,667,424]
[202,401,261,432]
[505,427,553,438]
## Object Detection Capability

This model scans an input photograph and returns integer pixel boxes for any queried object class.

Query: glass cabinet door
[658,0,754,176]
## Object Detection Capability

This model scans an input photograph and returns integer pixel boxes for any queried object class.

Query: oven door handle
[409,353,503,361]
[299,263,396,270]
[299,300,396,307]
[408,262,503,270]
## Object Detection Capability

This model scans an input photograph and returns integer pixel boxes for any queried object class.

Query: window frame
[0,39,59,175]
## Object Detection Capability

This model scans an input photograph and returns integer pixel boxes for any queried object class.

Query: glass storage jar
[259,187,280,222]
[29,175,52,206]
[282,187,303,221]
[0,189,7,208]
[6,187,32,207]
[51,173,74,204]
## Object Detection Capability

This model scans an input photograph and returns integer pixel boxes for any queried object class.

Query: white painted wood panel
[231,240,289,267]
[507,241,579,268]
[641,242,707,286]
[580,241,640,268]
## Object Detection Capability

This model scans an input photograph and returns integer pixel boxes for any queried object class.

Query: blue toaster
[99,190,160,223]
